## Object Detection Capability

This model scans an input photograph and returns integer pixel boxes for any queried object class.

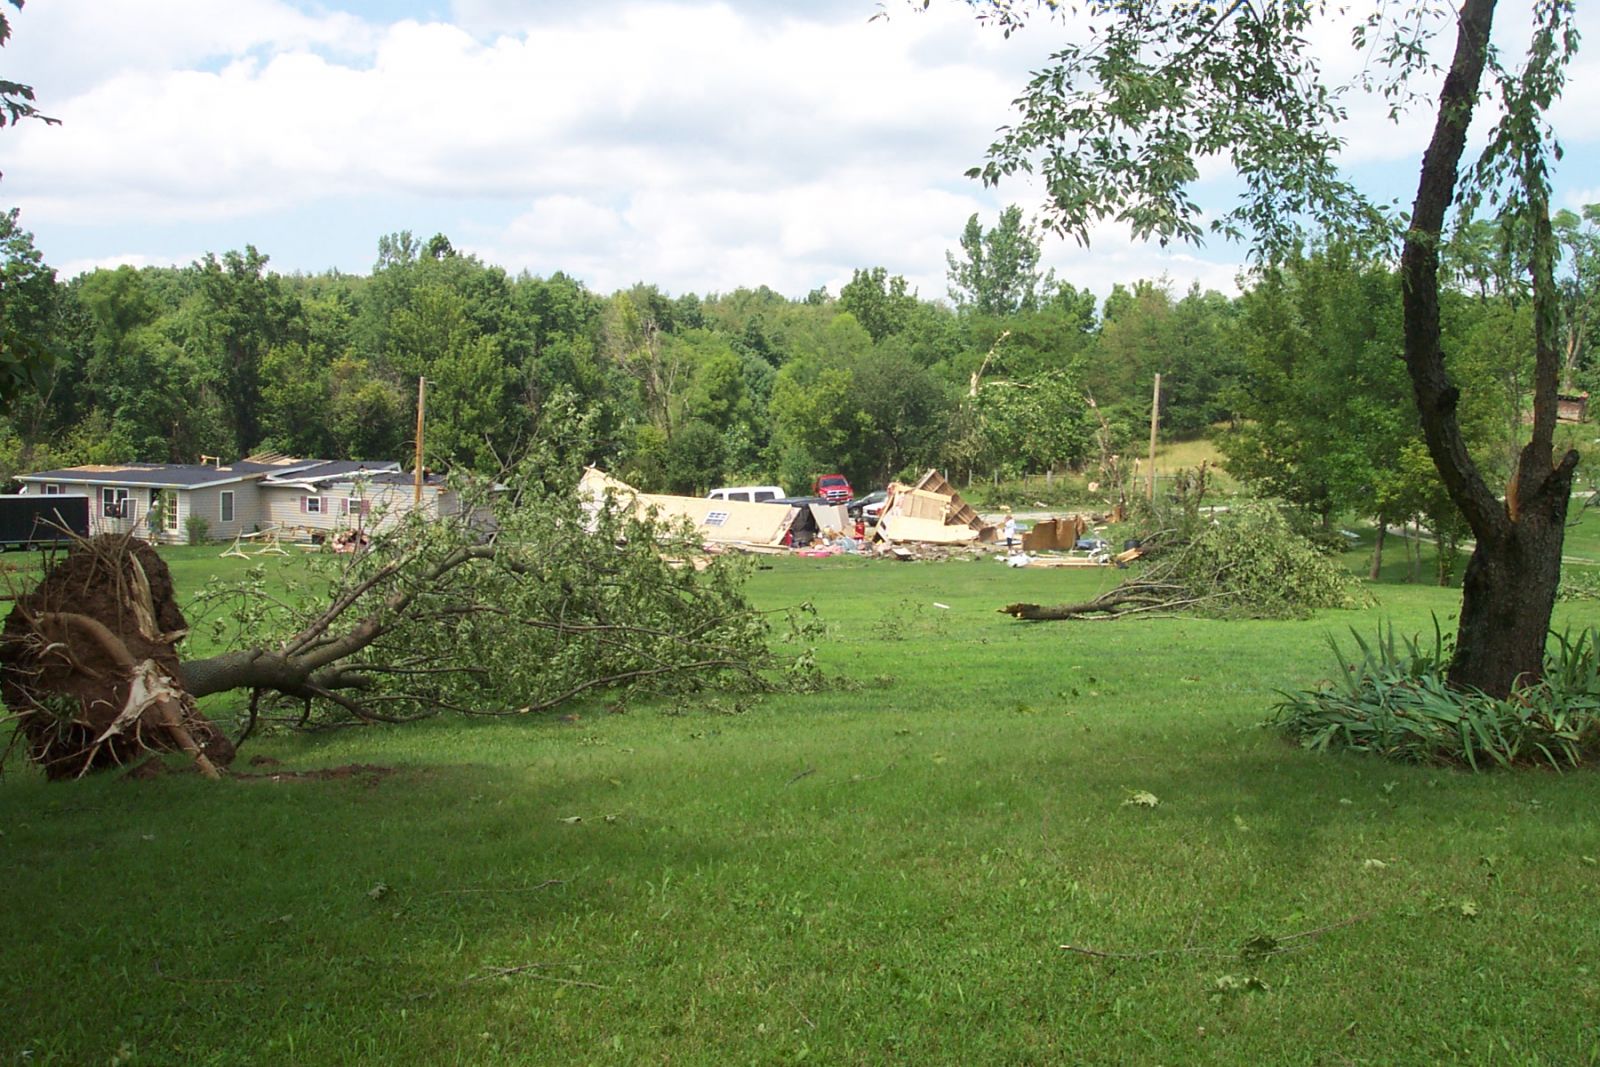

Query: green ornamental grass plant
[1270,620,1600,769]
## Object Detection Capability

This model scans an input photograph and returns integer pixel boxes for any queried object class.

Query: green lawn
[2,540,1599,1064]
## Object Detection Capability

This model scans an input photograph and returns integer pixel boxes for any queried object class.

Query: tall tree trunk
[1451,478,1571,693]
[1368,522,1386,581]
[1398,0,1579,698]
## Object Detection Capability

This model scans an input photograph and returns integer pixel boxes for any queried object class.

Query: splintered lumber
[872,470,994,546]
[909,470,993,540]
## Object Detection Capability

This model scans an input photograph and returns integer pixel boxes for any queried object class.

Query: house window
[101,487,130,518]
[703,511,730,527]
[43,484,61,495]
[220,490,235,524]
[303,496,323,515]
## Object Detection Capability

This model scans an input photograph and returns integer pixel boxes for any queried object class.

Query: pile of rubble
[578,466,1134,565]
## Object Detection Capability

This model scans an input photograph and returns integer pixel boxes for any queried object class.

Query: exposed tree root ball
[0,534,233,780]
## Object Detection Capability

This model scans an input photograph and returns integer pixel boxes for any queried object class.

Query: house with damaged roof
[17,453,461,544]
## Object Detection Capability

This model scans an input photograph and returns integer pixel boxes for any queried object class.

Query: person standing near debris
[1002,508,1018,551]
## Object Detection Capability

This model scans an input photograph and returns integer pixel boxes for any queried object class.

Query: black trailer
[0,494,91,549]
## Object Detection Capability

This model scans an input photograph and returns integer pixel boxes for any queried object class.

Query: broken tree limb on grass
[998,503,1358,623]
[1001,587,1226,621]
[2,456,807,778]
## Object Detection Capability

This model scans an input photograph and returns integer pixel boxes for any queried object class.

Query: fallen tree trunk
[1,464,797,778]
[999,503,1359,623]
[1001,585,1220,621]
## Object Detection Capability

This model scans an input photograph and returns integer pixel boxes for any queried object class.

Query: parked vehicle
[0,494,90,549]
[846,490,887,525]
[812,473,853,504]
[706,485,786,504]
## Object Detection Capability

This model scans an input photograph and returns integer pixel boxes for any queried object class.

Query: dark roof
[21,458,404,490]
[20,461,286,489]
[367,470,448,487]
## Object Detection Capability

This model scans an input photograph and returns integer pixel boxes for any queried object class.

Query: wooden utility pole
[1147,373,1161,501]
[414,376,427,505]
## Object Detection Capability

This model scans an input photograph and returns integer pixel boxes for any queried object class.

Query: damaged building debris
[580,467,1128,566]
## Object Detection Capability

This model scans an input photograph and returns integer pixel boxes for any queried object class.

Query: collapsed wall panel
[876,514,979,544]
[580,468,796,546]
[1021,516,1087,553]
[908,470,996,543]
[808,503,851,534]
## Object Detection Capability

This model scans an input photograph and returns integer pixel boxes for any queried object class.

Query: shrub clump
[1165,501,1357,619]
[1269,623,1600,770]
[1002,499,1358,622]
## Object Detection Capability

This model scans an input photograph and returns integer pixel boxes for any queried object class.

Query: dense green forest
[2,204,1596,522]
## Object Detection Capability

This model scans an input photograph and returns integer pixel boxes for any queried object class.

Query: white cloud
[4,1,1597,300]
[57,252,199,280]
[6,0,379,97]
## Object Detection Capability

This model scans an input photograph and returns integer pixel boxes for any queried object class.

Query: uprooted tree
[1001,486,1358,622]
[0,450,807,780]
[960,0,1580,697]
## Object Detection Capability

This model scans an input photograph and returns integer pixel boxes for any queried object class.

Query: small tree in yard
[957,0,1580,698]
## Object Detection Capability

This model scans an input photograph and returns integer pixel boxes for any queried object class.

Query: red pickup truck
[812,473,853,503]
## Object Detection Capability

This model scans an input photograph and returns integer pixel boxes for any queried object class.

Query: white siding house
[16,457,423,545]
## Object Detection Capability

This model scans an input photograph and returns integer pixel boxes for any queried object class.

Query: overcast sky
[4,1,1598,304]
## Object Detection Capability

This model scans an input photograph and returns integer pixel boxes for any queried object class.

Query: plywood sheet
[638,494,797,546]
[895,488,951,521]
[1022,516,1087,553]
[808,502,850,533]
[877,514,979,544]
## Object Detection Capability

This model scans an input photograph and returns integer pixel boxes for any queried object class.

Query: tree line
[2,204,1595,521]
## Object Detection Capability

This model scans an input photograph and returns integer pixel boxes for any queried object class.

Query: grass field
[2,533,1599,1064]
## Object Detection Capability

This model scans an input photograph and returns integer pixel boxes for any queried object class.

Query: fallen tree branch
[1059,910,1376,961]
[410,960,608,1001]
[5,457,804,776]
[1002,502,1357,622]
[432,879,568,895]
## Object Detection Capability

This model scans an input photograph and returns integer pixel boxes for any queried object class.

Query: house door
[151,489,179,540]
